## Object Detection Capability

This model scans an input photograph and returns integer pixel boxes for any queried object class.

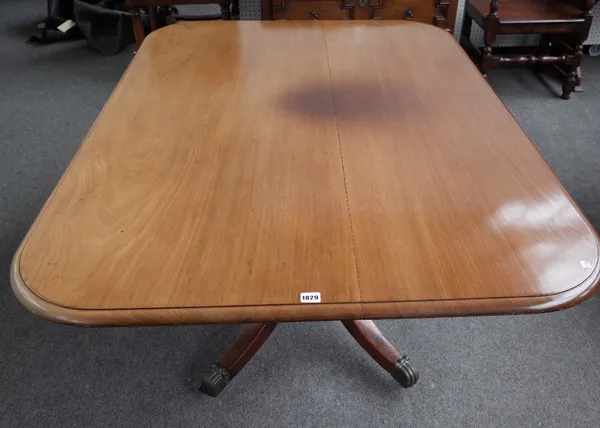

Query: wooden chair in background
[460,0,596,99]
[126,0,239,49]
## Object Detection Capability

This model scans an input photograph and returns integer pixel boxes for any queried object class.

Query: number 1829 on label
[300,292,321,303]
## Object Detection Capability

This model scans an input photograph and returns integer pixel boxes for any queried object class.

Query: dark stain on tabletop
[279,80,423,121]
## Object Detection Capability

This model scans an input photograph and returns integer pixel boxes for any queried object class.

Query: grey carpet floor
[2,2,600,427]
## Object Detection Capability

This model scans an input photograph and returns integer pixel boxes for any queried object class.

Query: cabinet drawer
[268,0,454,30]
[370,0,442,22]
[273,0,352,20]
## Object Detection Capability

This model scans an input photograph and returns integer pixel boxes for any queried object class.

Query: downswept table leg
[341,320,418,388]
[200,322,278,397]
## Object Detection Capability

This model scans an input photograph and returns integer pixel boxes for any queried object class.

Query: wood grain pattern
[323,21,598,304]
[11,242,599,325]
[15,22,359,313]
[11,21,600,326]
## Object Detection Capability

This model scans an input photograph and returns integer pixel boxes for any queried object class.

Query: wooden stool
[460,0,596,99]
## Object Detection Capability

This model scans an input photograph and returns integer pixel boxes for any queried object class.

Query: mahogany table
[11,21,600,397]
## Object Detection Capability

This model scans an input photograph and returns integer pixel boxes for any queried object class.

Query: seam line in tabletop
[11,239,600,319]
[322,24,364,318]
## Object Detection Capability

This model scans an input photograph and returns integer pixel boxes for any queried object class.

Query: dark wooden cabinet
[262,0,457,31]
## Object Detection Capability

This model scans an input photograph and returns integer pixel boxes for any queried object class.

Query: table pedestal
[199,320,419,397]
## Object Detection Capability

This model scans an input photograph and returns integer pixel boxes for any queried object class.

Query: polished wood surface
[15,23,359,309]
[15,22,359,314]
[12,21,600,326]
[324,21,598,302]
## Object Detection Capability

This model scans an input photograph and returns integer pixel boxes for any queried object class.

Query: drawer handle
[404,7,414,20]
[309,9,319,19]
[358,0,368,7]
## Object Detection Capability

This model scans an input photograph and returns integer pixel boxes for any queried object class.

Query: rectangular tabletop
[11,21,600,325]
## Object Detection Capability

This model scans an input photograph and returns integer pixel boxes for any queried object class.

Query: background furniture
[126,0,239,48]
[460,0,596,99]
[261,0,458,31]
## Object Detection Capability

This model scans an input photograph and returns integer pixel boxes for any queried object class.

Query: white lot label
[57,20,76,33]
[300,292,321,303]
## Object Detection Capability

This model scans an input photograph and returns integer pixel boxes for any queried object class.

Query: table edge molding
[12,242,600,326]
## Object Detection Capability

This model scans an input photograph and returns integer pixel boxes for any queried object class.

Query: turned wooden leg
[200,322,277,397]
[562,69,578,100]
[574,40,583,93]
[162,5,178,26]
[562,43,584,99]
[148,6,159,31]
[461,12,472,41]
[575,66,583,92]
[131,8,145,51]
[219,1,232,20]
[481,18,498,78]
[231,0,240,18]
[481,46,492,78]
[341,320,418,388]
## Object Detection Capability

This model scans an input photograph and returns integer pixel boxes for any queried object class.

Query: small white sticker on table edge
[300,292,321,303]
[580,260,593,269]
